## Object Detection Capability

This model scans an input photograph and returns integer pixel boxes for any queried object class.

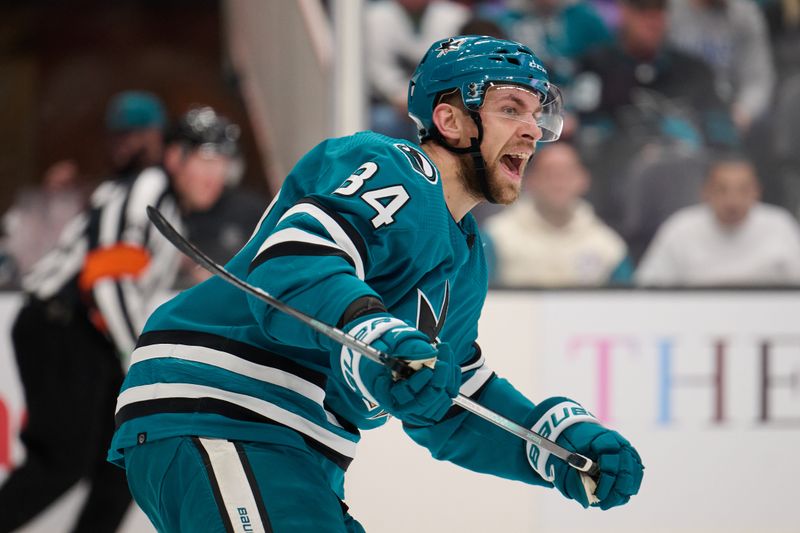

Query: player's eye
[501,106,520,116]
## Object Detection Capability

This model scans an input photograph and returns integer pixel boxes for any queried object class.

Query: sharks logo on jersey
[394,143,438,184]
[354,280,451,420]
[416,280,450,342]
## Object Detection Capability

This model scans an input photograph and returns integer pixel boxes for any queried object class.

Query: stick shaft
[146,206,597,474]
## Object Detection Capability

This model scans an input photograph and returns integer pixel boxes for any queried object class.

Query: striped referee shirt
[23,167,182,361]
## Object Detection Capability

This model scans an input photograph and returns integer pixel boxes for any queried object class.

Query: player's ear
[432,103,468,146]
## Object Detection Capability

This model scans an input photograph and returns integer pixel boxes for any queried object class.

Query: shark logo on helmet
[436,37,466,57]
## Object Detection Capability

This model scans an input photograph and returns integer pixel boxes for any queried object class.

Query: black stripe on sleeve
[462,342,483,368]
[234,442,274,533]
[336,296,387,329]
[192,437,236,533]
[297,197,368,271]
[249,241,355,274]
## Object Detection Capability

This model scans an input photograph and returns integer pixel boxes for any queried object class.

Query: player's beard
[456,152,523,205]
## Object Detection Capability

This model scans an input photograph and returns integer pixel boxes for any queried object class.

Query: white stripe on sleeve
[459,365,493,397]
[255,227,344,257]
[277,203,365,279]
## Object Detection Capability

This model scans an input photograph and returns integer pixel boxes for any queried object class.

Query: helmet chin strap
[430,111,498,204]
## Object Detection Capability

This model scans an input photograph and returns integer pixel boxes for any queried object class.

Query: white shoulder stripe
[255,227,343,258]
[115,383,357,458]
[129,343,326,406]
[277,203,365,279]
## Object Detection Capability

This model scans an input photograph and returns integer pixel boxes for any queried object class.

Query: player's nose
[520,119,543,143]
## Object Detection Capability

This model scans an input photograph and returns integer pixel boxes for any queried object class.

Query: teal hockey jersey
[110,131,549,497]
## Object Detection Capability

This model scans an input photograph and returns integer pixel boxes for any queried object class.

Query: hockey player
[0,106,240,533]
[109,36,644,532]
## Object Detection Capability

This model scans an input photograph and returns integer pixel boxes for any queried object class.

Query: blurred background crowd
[364,0,800,289]
[1,0,799,291]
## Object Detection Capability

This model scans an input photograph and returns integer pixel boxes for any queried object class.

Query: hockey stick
[147,206,599,478]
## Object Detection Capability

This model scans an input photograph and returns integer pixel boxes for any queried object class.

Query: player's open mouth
[500,153,528,180]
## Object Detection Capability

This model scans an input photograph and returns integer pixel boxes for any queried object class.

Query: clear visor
[479,83,564,142]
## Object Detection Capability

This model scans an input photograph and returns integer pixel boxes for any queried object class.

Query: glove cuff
[340,314,407,405]
[526,397,598,482]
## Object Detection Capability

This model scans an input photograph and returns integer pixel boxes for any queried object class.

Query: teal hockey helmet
[408,36,563,143]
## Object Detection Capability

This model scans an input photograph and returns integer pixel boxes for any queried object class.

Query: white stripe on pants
[197,438,268,533]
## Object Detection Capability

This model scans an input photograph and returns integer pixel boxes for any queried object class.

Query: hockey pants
[124,435,366,533]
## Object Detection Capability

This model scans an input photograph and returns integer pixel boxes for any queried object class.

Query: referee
[0,106,241,533]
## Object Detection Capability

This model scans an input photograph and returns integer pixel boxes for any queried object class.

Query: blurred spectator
[0,159,89,286]
[104,90,167,176]
[0,106,238,533]
[588,0,624,28]
[760,72,800,217]
[483,142,632,287]
[668,0,776,134]
[494,0,613,85]
[636,154,800,286]
[756,0,800,74]
[757,0,800,39]
[365,0,471,140]
[745,0,800,213]
[571,0,739,233]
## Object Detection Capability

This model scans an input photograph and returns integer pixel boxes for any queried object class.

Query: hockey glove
[335,314,460,426]
[526,397,643,510]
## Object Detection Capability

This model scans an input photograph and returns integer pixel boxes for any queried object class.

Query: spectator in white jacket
[483,142,632,287]
[636,154,800,286]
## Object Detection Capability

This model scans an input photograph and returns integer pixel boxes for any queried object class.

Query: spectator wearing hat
[104,90,167,176]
